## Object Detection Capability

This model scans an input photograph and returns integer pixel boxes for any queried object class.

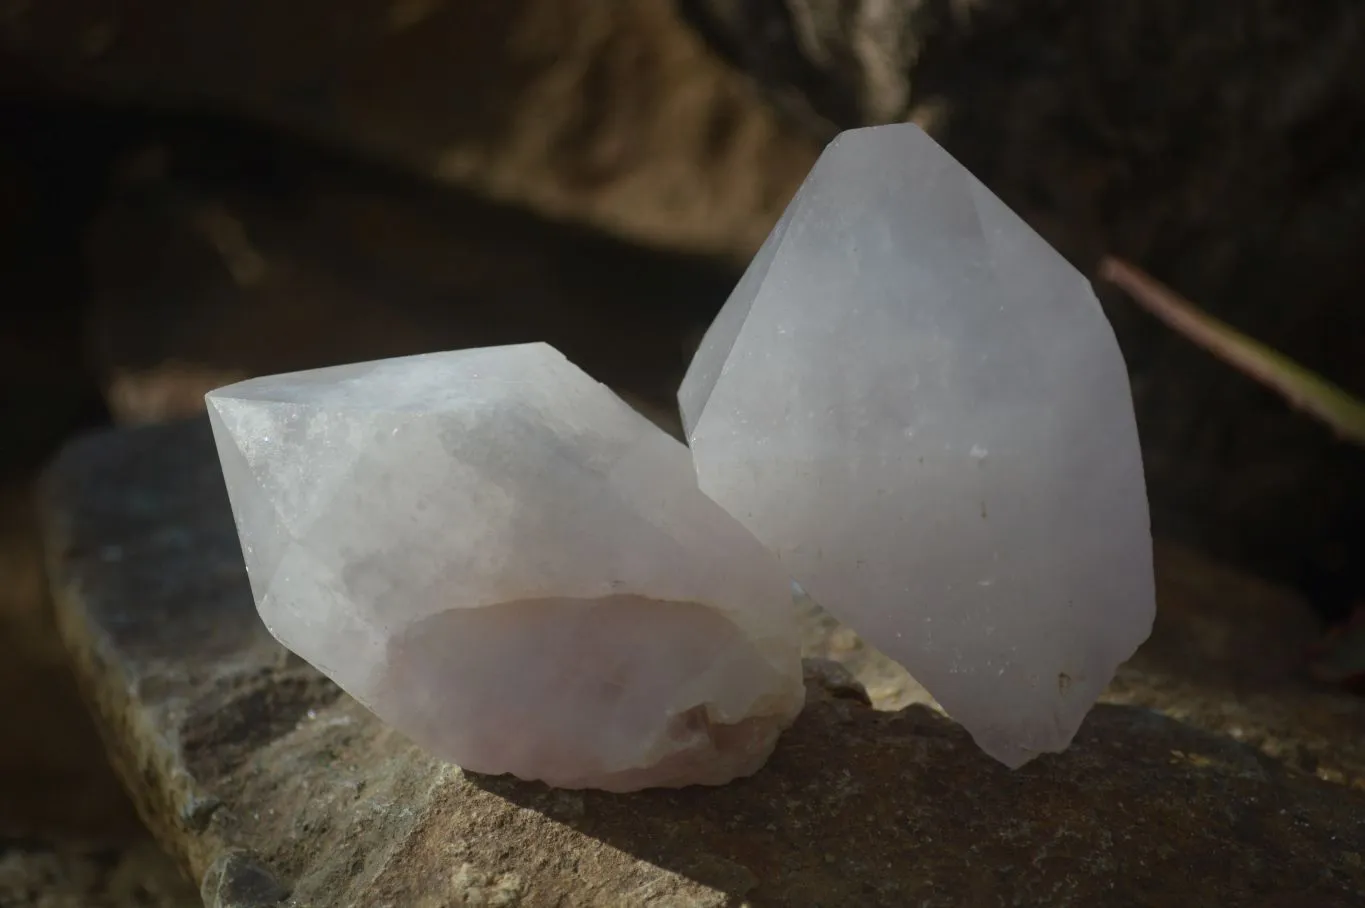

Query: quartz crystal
[679,124,1155,768]
[205,343,805,791]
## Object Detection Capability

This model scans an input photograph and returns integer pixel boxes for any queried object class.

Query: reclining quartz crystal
[206,343,805,791]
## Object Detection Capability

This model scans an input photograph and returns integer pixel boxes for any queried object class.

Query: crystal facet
[205,343,804,791]
[680,124,1155,767]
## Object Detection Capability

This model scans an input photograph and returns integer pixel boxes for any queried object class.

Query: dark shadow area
[0,99,117,478]
[0,95,742,426]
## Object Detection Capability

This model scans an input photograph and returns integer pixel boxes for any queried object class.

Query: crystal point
[206,343,804,791]
[680,124,1155,767]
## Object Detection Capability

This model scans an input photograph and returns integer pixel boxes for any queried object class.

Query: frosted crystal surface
[205,343,804,791]
[679,124,1155,768]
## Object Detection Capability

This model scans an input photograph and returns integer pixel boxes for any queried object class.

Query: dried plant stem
[1099,256,1365,448]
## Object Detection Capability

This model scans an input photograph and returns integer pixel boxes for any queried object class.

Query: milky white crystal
[205,343,804,791]
[679,124,1155,767]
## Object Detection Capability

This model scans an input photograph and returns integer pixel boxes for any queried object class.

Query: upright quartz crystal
[680,124,1155,767]
[205,343,804,791]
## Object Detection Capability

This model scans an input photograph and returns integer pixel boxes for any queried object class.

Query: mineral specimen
[205,343,805,791]
[680,123,1155,768]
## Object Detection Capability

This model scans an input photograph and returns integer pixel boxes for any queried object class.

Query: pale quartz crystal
[680,124,1155,768]
[204,343,805,791]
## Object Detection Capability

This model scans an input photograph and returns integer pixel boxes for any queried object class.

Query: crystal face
[205,343,805,791]
[680,124,1155,768]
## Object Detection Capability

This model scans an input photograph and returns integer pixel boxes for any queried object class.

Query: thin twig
[1098,256,1365,447]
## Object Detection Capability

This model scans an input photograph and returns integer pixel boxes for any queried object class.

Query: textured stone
[0,0,818,259]
[199,849,287,908]
[39,418,1365,906]
[681,123,1154,768]
[677,0,926,131]
[204,344,803,791]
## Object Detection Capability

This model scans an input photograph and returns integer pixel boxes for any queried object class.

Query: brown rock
[678,0,926,131]
[682,0,1365,610]
[199,849,287,908]
[40,418,1365,906]
[0,0,818,258]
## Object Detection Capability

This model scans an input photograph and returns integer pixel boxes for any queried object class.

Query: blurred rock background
[1,0,1362,902]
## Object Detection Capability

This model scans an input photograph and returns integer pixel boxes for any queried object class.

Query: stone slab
[41,418,1365,906]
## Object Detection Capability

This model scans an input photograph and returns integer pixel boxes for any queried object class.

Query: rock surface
[0,0,818,259]
[41,417,1365,906]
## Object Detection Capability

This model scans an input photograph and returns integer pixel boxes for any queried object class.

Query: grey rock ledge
[39,418,1365,907]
